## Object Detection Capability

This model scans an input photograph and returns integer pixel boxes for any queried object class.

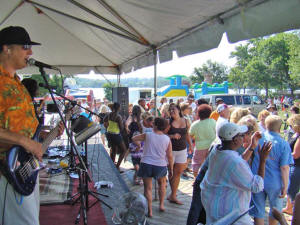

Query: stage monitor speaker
[112,87,129,119]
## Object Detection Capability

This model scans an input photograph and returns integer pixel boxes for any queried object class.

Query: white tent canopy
[1,0,300,75]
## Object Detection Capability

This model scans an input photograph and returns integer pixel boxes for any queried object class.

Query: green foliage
[23,74,69,97]
[190,60,228,84]
[102,82,116,101]
[229,32,300,97]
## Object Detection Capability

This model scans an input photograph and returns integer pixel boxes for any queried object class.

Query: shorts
[100,124,106,134]
[250,188,283,218]
[106,132,123,150]
[137,163,167,179]
[131,156,141,166]
[192,149,209,174]
[287,166,300,201]
[172,149,187,164]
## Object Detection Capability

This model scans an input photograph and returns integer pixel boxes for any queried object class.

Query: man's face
[233,133,245,148]
[220,108,230,119]
[7,44,32,70]
[216,100,224,105]
[188,98,194,105]
[139,100,146,107]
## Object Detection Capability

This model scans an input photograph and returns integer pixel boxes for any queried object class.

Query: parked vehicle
[199,94,266,116]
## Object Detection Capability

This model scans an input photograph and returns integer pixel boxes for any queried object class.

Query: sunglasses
[22,44,32,50]
[236,133,245,138]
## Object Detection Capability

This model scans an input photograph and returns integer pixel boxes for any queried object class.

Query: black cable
[2,180,8,225]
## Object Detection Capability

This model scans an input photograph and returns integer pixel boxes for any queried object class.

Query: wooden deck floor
[119,160,194,225]
[53,133,292,225]
[119,158,293,225]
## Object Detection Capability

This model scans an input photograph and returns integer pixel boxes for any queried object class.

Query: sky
[76,33,246,80]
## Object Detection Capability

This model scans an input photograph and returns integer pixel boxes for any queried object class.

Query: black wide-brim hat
[0,26,41,46]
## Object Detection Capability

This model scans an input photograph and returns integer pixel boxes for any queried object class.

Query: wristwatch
[248,148,255,152]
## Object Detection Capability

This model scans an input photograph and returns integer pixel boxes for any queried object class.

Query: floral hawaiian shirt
[0,65,38,162]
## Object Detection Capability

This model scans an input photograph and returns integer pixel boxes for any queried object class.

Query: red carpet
[40,178,108,225]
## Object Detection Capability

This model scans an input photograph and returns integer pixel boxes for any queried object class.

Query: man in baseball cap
[209,98,224,121]
[215,104,231,140]
[216,97,224,104]
[218,122,248,141]
[0,26,59,225]
[200,122,271,224]
[0,26,40,71]
[0,26,41,46]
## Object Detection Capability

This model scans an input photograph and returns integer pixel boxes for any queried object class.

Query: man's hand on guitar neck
[57,121,65,137]
[40,121,65,140]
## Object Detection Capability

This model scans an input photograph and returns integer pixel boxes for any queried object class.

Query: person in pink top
[132,117,173,217]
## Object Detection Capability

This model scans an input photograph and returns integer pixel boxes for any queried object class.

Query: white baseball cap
[218,122,248,141]
[217,104,229,113]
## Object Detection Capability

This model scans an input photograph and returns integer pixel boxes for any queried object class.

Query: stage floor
[48,132,292,225]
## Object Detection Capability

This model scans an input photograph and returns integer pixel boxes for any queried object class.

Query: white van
[199,94,266,116]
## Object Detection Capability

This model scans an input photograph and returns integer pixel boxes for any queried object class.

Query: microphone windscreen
[27,58,36,66]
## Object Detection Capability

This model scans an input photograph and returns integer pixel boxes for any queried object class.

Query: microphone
[27,58,58,70]
[39,83,56,89]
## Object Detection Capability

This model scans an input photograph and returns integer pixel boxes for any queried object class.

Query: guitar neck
[40,106,79,152]
[42,125,59,152]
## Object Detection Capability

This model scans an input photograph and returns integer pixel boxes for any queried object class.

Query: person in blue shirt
[250,115,294,225]
[80,107,93,121]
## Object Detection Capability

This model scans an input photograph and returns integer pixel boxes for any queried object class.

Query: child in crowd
[133,117,173,217]
[129,131,144,185]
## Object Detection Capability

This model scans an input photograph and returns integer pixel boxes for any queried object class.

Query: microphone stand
[38,67,111,225]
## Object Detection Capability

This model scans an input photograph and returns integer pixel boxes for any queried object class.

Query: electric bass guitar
[0,106,78,196]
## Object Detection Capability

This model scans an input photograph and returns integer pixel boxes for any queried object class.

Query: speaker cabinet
[112,87,129,119]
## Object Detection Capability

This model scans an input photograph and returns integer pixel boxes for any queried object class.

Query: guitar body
[2,125,42,196]
[1,105,77,196]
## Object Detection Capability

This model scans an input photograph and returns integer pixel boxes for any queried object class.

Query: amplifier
[112,87,129,119]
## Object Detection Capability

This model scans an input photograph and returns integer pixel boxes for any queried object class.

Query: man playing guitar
[0,26,64,225]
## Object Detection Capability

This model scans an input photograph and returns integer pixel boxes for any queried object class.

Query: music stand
[38,67,111,225]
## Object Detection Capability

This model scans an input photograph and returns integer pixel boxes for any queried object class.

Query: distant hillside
[74,76,190,88]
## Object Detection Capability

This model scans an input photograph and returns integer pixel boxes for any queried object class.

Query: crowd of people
[83,91,299,223]
[0,25,299,224]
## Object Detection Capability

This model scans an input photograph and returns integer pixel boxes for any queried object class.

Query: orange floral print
[0,65,38,161]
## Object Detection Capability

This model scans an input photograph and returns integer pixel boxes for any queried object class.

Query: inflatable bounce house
[192,81,232,99]
[157,75,189,97]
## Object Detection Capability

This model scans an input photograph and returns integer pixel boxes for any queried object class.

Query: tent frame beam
[0,1,24,26]
[26,0,150,46]
[96,0,150,46]
[67,0,143,43]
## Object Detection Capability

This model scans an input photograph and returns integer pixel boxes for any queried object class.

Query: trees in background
[103,82,115,101]
[229,32,300,98]
[190,60,228,84]
[25,74,67,97]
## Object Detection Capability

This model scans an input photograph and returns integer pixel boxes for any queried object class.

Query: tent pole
[153,47,158,117]
[152,46,159,201]
[117,74,121,87]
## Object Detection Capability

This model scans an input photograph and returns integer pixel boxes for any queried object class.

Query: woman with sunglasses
[167,103,192,205]
[236,115,261,162]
